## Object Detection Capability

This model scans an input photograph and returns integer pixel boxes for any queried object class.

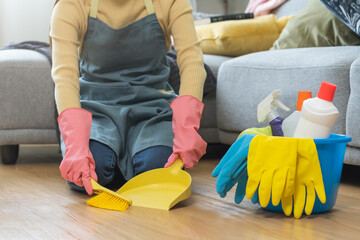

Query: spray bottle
[282,91,312,137]
[257,89,290,136]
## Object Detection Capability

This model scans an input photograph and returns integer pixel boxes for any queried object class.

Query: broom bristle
[87,192,130,211]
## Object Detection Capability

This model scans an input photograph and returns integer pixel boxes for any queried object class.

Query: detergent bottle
[257,89,290,136]
[293,82,339,139]
[282,91,312,137]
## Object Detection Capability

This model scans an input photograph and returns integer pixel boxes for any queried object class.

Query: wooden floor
[1,144,360,240]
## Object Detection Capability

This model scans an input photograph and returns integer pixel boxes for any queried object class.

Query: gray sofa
[0,0,359,166]
[200,0,360,166]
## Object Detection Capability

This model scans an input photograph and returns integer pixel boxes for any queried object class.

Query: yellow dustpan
[116,158,191,210]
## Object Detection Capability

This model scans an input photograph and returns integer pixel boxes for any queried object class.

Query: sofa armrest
[0,49,56,130]
[347,58,360,148]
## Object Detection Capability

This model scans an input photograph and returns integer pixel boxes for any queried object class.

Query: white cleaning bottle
[282,91,312,137]
[293,82,339,139]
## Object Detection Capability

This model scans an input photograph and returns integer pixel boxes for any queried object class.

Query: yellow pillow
[195,14,294,57]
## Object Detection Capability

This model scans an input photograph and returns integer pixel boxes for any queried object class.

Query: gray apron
[74,0,176,180]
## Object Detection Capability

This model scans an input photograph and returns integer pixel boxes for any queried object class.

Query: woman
[50,0,207,195]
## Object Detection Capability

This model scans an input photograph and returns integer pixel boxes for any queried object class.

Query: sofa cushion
[271,0,360,50]
[199,55,231,143]
[216,46,360,145]
[199,91,219,143]
[203,54,232,78]
[196,14,293,57]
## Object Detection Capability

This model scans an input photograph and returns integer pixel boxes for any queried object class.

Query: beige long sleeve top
[50,0,206,113]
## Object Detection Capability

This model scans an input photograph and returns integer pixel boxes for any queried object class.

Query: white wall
[0,0,249,47]
[0,0,54,47]
[197,0,248,14]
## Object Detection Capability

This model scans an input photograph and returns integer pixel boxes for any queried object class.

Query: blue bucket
[264,134,352,213]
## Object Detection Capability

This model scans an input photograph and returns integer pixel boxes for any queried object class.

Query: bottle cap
[296,91,312,111]
[317,81,337,102]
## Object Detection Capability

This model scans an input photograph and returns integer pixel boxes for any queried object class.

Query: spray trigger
[273,98,290,112]
[257,89,290,123]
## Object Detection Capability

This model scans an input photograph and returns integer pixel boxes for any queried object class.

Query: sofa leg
[0,145,19,165]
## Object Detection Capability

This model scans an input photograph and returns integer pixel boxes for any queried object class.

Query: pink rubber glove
[245,0,268,13]
[165,95,207,169]
[253,0,287,17]
[58,108,97,195]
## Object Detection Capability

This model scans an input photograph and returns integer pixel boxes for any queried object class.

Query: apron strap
[90,0,100,18]
[144,0,155,14]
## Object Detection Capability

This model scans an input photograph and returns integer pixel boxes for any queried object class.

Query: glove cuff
[170,95,204,130]
[58,108,93,149]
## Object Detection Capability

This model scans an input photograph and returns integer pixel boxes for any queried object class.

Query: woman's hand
[165,95,207,169]
[58,108,98,195]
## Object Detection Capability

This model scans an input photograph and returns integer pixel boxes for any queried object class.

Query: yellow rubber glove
[246,135,298,208]
[281,139,326,219]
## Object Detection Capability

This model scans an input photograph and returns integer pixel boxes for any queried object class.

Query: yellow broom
[87,178,132,211]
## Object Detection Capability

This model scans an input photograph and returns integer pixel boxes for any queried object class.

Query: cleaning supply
[212,127,272,204]
[118,158,191,210]
[212,134,256,202]
[246,135,298,207]
[249,136,327,218]
[238,126,272,138]
[264,134,351,215]
[88,158,190,211]
[293,82,339,139]
[87,178,132,212]
[282,91,312,137]
[165,95,207,169]
[281,139,326,219]
[257,89,290,136]
[58,108,98,195]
